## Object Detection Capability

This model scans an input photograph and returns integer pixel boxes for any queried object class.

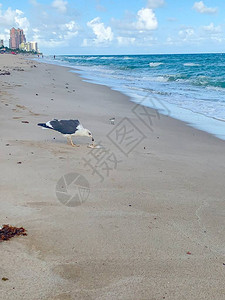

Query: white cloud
[147,0,165,9]
[64,31,78,40]
[109,7,158,48]
[65,21,76,31]
[202,22,221,33]
[210,36,223,43]
[60,21,79,40]
[35,38,65,48]
[193,1,217,14]
[59,20,78,31]
[32,28,40,33]
[117,36,136,45]
[33,20,78,48]
[82,39,88,47]
[51,0,68,13]
[178,28,195,41]
[0,7,30,45]
[166,37,173,45]
[14,10,30,32]
[0,29,10,44]
[29,0,39,6]
[87,17,113,44]
[136,8,158,31]
[200,23,223,43]
[112,7,158,34]
[0,7,30,34]
[0,8,13,25]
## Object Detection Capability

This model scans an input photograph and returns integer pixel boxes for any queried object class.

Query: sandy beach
[0,54,225,300]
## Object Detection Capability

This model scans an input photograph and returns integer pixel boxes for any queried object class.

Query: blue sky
[0,0,224,54]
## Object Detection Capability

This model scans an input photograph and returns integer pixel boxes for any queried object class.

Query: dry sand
[0,54,225,300]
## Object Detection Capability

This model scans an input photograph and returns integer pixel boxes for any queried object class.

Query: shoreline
[36,55,225,141]
[1,54,225,300]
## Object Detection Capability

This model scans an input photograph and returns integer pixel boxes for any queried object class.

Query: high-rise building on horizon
[19,41,39,53]
[30,41,38,52]
[9,28,26,49]
[0,40,4,48]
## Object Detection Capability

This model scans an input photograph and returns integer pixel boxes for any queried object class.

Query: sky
[0,0,224,55]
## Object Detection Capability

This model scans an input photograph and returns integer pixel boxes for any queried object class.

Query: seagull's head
[84,129,94,142]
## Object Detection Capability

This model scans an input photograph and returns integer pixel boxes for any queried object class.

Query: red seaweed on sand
[0,225,27,241]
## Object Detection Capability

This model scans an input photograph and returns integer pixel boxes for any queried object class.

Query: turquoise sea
[42,53,225,140]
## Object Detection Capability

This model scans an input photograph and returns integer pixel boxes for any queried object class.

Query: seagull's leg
[67,137,70,145]
[70,136,79,147]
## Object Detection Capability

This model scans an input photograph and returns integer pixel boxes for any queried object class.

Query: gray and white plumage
[38,119,94,147]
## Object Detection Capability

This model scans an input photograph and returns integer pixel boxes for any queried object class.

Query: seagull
[37,119,94,147]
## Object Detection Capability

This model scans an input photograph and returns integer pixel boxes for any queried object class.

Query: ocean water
[42,54,225,140]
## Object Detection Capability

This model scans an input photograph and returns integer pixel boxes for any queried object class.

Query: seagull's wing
[49,119,80,134]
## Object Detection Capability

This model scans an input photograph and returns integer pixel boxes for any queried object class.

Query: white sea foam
[100,56,115,60]
[141,75,169,83]
[183,63,201,67]
[85,56,98,60]
[206,86,225,92]
[155,76,168,82]
[149,62,164,67]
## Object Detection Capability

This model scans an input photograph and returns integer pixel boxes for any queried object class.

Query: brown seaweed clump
[0,225,27,241]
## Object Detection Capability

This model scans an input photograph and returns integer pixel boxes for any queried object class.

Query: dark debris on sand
[0,70,10,75]
[0,225,27,241]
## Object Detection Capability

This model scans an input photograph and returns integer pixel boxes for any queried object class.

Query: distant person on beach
[54,55,55,59]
